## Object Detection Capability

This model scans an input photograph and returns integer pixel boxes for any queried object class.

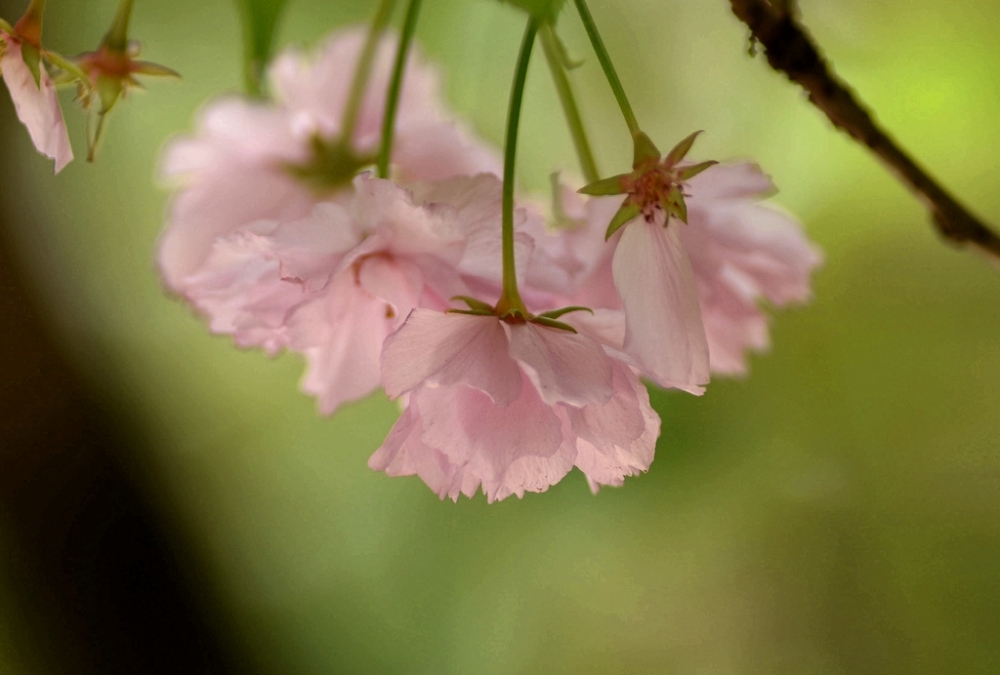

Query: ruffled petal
[416,375,573,502]
[570,361,659,486]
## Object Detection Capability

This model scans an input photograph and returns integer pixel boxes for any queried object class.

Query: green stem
[377,0,421,178]
[104,0,133,52]
[497,16,538,316]
[540,23,599,184]
[571,0,640,136]
[341,0,398,143]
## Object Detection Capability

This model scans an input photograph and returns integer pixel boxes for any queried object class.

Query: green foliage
[234,0,289,96]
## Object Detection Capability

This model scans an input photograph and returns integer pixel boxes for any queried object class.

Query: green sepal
[501,308,529,323]
[664,130,703,167]
[676,160,718,181]
[452,296,495,313]
[103,0,134,53]
[631,130,660,168]
[531,316,577,333]
[538,305,593,319]
[578,173,628,196]
[96,75,122,112]
[132,60,181,78]
[605,202,640,240]
[0,18,15,34]
[43,49,90,84]
[21,42,42,87]
[286,136,376,194]
[447,308,496,317]
[665,190,688,224]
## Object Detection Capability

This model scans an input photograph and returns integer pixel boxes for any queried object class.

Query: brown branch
[729,0,1000,261]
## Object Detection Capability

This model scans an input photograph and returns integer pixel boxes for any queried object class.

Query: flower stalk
[341,0,398,143]
[571,0,639,137]
[540,23,599,184]
[496,16,539,317]
[377,0,422,178]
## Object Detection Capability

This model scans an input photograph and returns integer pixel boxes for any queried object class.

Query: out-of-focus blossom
[369,309,659,502]
[1,12,73,172]
[158,27,499,290]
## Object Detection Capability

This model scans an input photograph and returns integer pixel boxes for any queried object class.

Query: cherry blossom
[543,160,821,380]
[158,26,499,290]
[1,27,73,172]
[370,309,659,502]
[179,173,526,415]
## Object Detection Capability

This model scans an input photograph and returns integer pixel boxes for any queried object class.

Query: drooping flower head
[370,309,659,502]
[0,0,73,172]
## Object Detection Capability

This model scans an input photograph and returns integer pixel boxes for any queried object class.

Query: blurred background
[1,0,998,672]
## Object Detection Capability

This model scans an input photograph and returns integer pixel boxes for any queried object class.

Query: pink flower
[158,26,500,290]
[180,173,518,415]
[1,31,73,172]
[369,309,659,502]
[546,161,821,383]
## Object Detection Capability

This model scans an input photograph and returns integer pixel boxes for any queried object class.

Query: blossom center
[624,161,683,224]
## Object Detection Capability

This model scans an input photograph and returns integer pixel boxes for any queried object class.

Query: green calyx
[449,297,589,333]
[286,136,376,194]
[579,129,720,240]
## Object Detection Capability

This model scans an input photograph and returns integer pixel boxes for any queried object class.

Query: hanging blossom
[158,27,504,413]
[0,7,73,172]
[158,26,500,291]
[179,171,530,415]
[556,133,823,385]
[370,309,659,502]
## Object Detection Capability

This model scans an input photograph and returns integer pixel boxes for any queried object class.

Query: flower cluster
[159,27,821,502]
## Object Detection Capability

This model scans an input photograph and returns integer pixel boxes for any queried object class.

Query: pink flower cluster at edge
[158,27,823,502]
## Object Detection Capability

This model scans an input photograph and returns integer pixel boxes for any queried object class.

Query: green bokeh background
[2,0,999,672]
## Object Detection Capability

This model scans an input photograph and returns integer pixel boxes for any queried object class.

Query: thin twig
[729,0,1000,260]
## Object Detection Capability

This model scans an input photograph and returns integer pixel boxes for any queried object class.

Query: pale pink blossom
[542,162,821,382]
[158,26,500,289]
[370,309,659,502]
[179,173,517,414]
[1,33,73,172]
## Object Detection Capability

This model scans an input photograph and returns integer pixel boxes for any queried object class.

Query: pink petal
[1,39,72,172]
[570,361,659,486]
[416,375,573,502]
[271,201,362,289]
[289,270,407,414]
[368,400,466,500]
[612,219,710,393]
[685,162,775,201]
[380,310,522,405]
[182,230,308,354]
[507,323,614,407]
